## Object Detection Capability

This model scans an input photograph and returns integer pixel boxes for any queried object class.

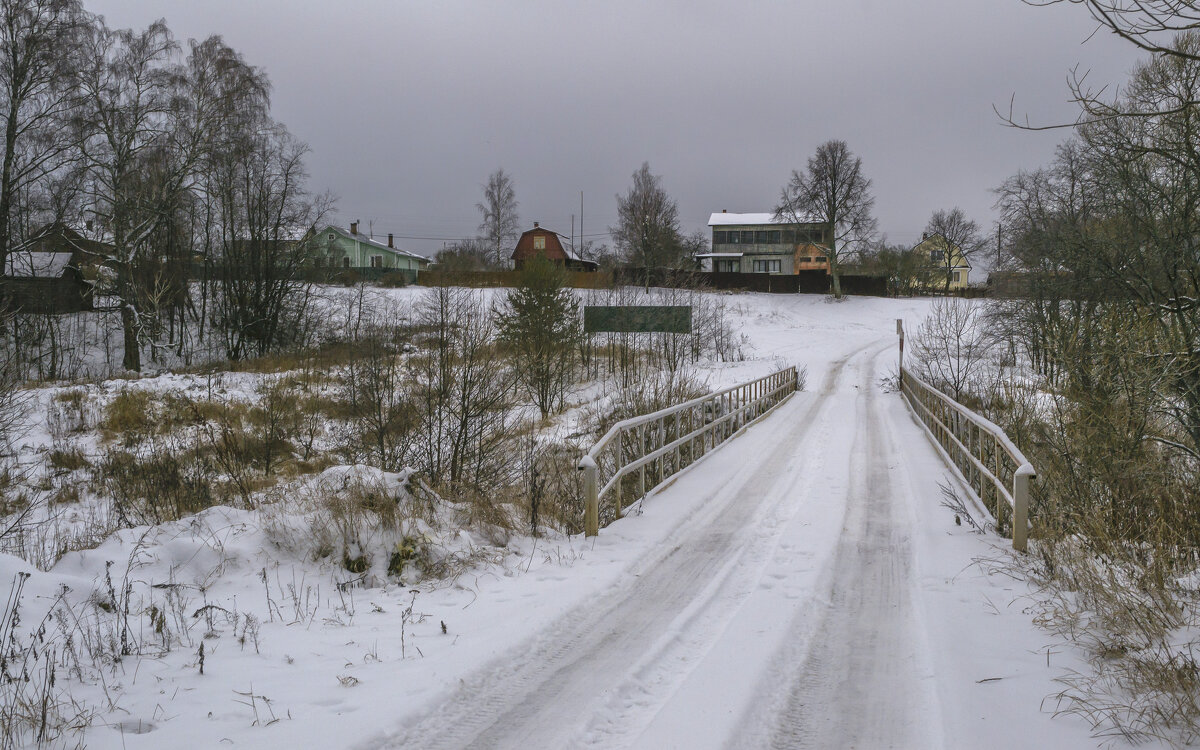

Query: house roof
[14,223,112,260]
[695,252,744,258]
[708,211,823,226]
[5,251,74,278]
[513,225,598,267]
[322,225,430,262]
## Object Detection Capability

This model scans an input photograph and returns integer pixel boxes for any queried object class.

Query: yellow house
[914,233,971,290]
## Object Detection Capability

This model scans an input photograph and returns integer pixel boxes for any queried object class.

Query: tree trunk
[120,304,140,372]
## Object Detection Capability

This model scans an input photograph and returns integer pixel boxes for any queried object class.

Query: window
[343,256,351,268]
[740,230,755,244]
[533,236,546,250]
[755,230,769,244]
[814,256,827,263]
[767,230,781,244]
[716,259,739,272]
[930,249,945,263]
[752,259,781,273]
[713,230,727,245]
[952,271,961,283]
[371,255,383,268]
[797,256,812,263]
[327,233,335,241]
[782,230,796,244]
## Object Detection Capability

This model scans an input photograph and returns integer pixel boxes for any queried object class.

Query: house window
[755,230,769,244]
[371,255,383,268]
[713,231,727,245]
[534,236,546,250]
[931,249,945,263]
[715,259,739,272]
[343,256,351,268]
[752,259,781,273]
[740,230,755,244]
[952,271,961,283]
[814,256,827,263]
[327,233,335,241]
[767,230,781,244]
[798,256,812,263]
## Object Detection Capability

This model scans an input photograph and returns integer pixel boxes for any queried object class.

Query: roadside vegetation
[905,18,1200,744]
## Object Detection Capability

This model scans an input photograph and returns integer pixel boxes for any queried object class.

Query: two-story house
[914,232,971,289]
[701,211,831,275]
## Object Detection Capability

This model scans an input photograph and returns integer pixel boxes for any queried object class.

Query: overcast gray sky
[89,0,1144,259]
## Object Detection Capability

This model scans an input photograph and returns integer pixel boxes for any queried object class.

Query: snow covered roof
[695,252,744,258]
[708,212,824,226]
[5,251,73,278]
[325,225,431,262]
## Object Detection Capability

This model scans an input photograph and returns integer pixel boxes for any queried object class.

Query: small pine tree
[497,256,582,417]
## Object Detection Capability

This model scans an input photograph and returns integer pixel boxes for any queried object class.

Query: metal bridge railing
[900,364,1034,552]
[578,367,799,536]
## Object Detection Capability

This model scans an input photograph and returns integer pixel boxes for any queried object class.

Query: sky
[87,0,1146,260]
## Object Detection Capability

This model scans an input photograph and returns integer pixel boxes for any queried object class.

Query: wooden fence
[578,367,800,536]
[417,270,614,289]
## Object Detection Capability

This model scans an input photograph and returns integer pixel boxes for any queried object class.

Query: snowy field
[0,290,1133,749]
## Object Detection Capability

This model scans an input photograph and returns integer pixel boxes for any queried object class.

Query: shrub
[99,390,156,441]
[97,448,213,526]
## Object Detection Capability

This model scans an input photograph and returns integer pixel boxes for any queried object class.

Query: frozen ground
[3,291,1132,749]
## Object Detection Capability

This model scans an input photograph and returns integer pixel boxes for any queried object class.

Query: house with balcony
[700,211,831,275]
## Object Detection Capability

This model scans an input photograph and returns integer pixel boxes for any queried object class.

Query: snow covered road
[368,331,1099,750]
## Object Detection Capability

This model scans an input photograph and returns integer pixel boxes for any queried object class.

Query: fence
[418,270,613,289]
[612,267,889,296]
[899,363,1034,551]
[578,366,800,536]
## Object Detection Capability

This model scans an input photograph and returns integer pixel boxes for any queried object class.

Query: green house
[306,222,430,274]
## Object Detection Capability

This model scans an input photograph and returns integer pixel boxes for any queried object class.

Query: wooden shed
[2,249,94,314]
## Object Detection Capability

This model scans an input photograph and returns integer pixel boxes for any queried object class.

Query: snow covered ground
[1,291,1135,749]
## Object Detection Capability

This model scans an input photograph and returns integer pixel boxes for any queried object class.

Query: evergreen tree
[497,256,582,417]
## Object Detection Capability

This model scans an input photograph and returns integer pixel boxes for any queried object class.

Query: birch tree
[476,168,519,268]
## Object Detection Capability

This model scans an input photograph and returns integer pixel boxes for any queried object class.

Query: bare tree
[73,19,181,372]
[610,161,682,292]
[923,207,985,292]
[476,168,519,268]
[1026,0,1200,61]
[0,0,87,274]
[776,140,876,298]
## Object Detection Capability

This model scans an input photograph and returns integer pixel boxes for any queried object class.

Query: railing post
[580,454,598,537]
[1013,463,1034,552]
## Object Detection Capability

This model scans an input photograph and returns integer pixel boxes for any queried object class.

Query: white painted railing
[900,365,1034,551]
[578,367,799,536]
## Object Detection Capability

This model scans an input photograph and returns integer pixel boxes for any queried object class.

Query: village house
[914,232,971,289]
[511,222,599,271]
[306,222,430,275]
[700,211,832,275]
[0,223,108,314]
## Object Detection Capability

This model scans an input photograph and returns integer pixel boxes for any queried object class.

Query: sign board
[584,305,692,334]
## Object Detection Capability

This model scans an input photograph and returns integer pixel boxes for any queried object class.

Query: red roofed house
[511,222,598,272]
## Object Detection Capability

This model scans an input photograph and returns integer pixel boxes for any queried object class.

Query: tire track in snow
[363,344,877,750]
[733,344,943,750]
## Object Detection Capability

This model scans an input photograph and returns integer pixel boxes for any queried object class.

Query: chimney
[388,233,394,248]
[350,221,358,235]
[722,209,727,213]
[534,221,539,229]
